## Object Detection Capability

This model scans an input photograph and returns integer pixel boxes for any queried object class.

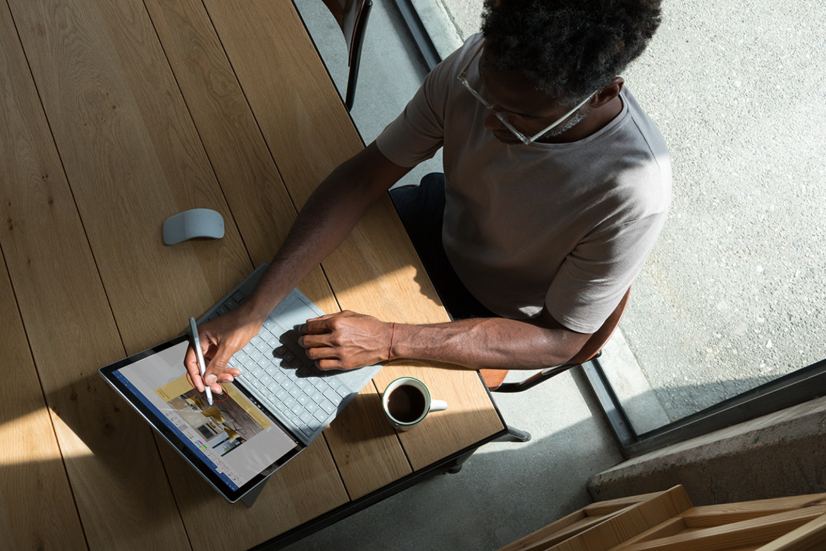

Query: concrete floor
[283,2,623,550]
[436,0,826,424]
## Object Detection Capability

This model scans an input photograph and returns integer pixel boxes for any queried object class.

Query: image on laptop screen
[111,340,298,491]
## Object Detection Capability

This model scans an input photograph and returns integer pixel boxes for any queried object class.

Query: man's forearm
[246,163,379,320]
[390,317,585,370]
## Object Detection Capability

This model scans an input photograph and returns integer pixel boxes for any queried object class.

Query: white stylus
[189,317,213,406]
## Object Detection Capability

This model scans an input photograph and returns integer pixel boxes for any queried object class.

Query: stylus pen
[189,317,214,406]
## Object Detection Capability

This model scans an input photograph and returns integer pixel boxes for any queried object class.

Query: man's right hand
[183,304,266,395]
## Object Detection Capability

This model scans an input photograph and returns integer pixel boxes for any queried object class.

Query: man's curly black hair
[481,0,662,105]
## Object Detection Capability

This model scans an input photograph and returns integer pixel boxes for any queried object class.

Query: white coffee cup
[382,377,448,431]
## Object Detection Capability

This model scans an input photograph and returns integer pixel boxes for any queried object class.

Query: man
[185,0,670,396]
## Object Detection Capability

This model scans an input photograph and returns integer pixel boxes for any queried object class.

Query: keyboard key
[323,388,339,403]
[305,401,318,413]
[313,408,329,423]
[319,399,336,415]
[297,394,309,406]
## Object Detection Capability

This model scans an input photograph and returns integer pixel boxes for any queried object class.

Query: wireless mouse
[162,208,225,245]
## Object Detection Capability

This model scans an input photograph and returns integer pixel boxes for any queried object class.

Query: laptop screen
[106,338,299,497]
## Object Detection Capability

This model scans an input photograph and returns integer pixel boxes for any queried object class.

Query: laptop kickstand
[240,480,267,508]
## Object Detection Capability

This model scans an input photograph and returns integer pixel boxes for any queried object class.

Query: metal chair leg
[494,425,532,443]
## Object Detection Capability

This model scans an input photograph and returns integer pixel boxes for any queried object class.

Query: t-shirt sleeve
[546,213,666,334]
[375,42,465,167]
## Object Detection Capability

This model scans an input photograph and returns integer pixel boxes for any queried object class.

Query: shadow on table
[7,368,793,549]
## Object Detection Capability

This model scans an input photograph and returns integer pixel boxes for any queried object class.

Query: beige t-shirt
[377,34,672,333]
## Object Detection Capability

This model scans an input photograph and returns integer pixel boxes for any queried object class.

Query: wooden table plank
[0,257,87,550]
[7,0,350,547]
[8,0,248,352]
[203,0,505,470]
[0,2,192,549]
[142,0,412,501]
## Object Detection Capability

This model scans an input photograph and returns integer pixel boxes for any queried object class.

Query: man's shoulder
[601,89,672,220]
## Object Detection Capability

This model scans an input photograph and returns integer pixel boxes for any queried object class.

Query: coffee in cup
[382,377,447,430]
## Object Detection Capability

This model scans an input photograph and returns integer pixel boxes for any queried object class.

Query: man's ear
[591,77,624,108]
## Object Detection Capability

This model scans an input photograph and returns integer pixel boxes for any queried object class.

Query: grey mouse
[162,208,225,245]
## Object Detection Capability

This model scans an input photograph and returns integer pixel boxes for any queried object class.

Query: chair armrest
[493,352,602,393]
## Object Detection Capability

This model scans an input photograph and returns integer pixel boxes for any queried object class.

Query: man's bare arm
[244,142,411,321]
[390,317,591,370]
[297,310,593,371]
[185,142,410,392]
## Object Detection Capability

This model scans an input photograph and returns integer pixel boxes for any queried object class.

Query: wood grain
[142,0,412,501]
[500,511,586,551]
[8,0,249,351]
[202,0,503,471]
[682,494,826,528]
[323,387,413,499]
[612,517,687,548]
[548,485,693,551]
[7,0,349,547]
[502,491,667,551]
[0,1,191,548]
[0,253,86,550]
[584,491,667,517]
[157,436,350,550]
[756,513,826,551]
[616,506,826,551]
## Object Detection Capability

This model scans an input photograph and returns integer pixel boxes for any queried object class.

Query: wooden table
[0,1,505,549]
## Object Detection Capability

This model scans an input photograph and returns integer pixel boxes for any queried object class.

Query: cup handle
[429,399,448,412]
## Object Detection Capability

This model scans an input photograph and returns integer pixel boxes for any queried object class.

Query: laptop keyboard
[233,325,350,440]
[206,291,351,442]
[197,266,382,444]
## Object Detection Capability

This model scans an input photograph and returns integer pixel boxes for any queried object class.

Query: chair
[482,288,631,392]
[321,0,373,110]
[480,289,631,446]
[442,290,631,474]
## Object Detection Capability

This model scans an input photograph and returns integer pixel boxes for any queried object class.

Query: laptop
[99,264,382,502]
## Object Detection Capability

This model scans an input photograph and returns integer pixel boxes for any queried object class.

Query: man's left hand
[297,310,394,370]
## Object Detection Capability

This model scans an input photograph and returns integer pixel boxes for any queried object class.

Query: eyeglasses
[456,43,596,145]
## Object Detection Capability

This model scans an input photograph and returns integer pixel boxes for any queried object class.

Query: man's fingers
[316,359,342,371]
[305,346,338,360]
[205,344,234,379]
[303,318,333,334]
[183,345,205,392]
[299,333,333,348]
[304,313,338,324]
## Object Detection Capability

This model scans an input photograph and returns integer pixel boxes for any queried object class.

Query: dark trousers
[389,173,495,320]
